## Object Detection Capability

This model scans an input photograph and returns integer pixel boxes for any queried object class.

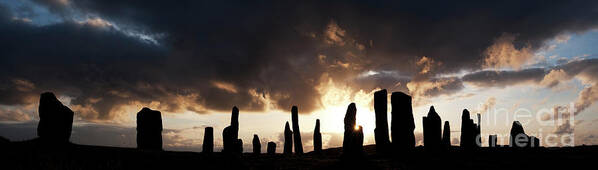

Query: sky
[1,0,598,153]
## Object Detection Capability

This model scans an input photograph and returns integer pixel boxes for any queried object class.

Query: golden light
[315,76,379,143]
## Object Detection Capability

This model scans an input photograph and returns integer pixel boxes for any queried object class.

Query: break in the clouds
[2,0,598,124]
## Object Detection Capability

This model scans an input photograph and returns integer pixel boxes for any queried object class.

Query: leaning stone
[291,106,303,154]
[37,92,74,143]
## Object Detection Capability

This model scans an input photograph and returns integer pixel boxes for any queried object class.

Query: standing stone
[283,121,293,155]
[223,107,241,153]
[291,106,303,154]
[136,107,163,150]
[343,103,364,157]
[530,136,540,147]
[476,113,482,147]
[253,134,261,154]
[313,119,322,154]
[489,135,498,147]
[423,106,442,151]
[203,127,214,153]
[442,121,451,148]
[391,92,415,151]
[237,139,243,153]
[37,92,74,143]
[267,142,276,155]
[374,89,391,152]
[231,107,239,139]
[460,109,477,149]
[510,121,528,147]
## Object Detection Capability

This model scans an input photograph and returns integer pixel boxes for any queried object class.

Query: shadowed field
[3,139,597,170]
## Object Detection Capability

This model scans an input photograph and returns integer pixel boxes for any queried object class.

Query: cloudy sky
[1,0,598,152]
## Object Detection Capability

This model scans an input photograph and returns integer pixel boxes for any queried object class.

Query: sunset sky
[1,0,598,153]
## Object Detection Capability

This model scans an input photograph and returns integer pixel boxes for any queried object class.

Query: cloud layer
[1,0,598,123]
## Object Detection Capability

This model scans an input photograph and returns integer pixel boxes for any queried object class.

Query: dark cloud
[462,68,546,87]
[1,0,598,122]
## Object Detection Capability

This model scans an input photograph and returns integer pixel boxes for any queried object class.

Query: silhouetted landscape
[2,91,597,170]
[3,1,598,169]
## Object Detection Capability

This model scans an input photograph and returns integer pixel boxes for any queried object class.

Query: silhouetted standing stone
[489,135,498,147]
[374,89,391,152]
[442,121,451,148]
[460,109,479,149]
[476,113,482,147]
[343,103,364,157]
[530,136,540,147]
[314,119,322,154]
[291,106,303,154]
[237,139,243,153]
[510,121,529,148]
[253,134,261,154]
[423,106,442,151]
[391,92,415,151]
[284,121,293,155]
[203,127,213,153]
[267,142,276,155]
[37,92,74,143]
[136,107,163,150]
[223,107,241,153]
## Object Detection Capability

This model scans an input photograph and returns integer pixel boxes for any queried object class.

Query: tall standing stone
[253,134,261,154]
[223,107,241,153]
[37,92,74,143]
[291,106,303,154]
[442,121,451,148]
[391,92,415,151]
[476,113,482,147]
[423,106,442,151]
[313,119,322,154]
[283,121,293,155]
[460,109,477,149]
[343,103,364,157]
[267,142,276,155]
[374,89,391,152]
[136,107,163,150]
[203,127,214,153]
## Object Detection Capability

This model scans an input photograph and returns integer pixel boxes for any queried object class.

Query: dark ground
[2,139,597,170]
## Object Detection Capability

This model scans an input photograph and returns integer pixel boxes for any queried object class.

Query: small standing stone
[267,142,277,155]
[203,127,214,153]
[313,119,322,154]
[253,134,261,154]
